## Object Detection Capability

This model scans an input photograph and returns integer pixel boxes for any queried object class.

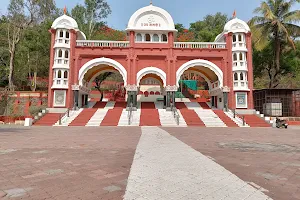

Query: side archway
[136,67,167,87]
[176,59,223,89]
[78,57,127,86]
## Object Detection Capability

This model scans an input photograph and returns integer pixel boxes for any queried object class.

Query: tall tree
[189,12,228,42]
[71,0,111,39]
[249,0,300,88]
[6,0,56,90]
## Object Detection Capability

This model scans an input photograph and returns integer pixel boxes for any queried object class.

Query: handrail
[59,108,70,125]
[170,103,180,125]
[228,109,246,126]
[128,103,133,125]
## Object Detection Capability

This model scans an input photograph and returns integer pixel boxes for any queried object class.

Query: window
[145,34,151,42]
[234,73,238,81]
[238,34,242,41]
[66,31,69,39]
[65,50,69,59]
[136,33,142,41]
[239,53,243,61]
[59,31,63,38]
[64,71,68,79]
[162,34,167,42]
[233,53,237,61]
[58,70,62,78]
[233,35,236,42]
[152,34,159,42]
[58,50,63,58]
[240,73,244,80]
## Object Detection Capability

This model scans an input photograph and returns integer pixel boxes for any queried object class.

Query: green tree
[249,0,300,88]
[0,16,9,87]
[189,12,228,42]
[6,0,56,90]
[71,0,111,39]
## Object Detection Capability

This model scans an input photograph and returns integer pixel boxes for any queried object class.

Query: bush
[29,105,46,116]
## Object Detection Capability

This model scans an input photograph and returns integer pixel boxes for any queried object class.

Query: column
[223,92,228,111]
[85,94,88,106]
[74,90,79,109]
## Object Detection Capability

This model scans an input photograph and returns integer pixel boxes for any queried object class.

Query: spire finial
[64,6,67,15]
[150,0,153,5]
[233,10,237,18]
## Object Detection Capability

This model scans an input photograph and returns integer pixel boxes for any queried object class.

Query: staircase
[176,102,205,126]
[86,109,108,126]
[199,102,211,109]
[34,113,61,126]
[213,110,239,127]
[100,102,126,126]
[194,109,227,127]
[140,102,161,126]
[69,109,98,126]
[118,109,141,126]
[54,109,83,126]
[242,115,271,127]
[93,102,107,108]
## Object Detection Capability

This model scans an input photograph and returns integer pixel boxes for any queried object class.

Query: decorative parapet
[76,40,130,48]
[126,85,138,92]
[174,42,226,49]
[165,85,178,92]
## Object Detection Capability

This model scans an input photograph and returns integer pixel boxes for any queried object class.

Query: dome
[51,14,79,30]
[126,4,176,32]
[224,17,250,33]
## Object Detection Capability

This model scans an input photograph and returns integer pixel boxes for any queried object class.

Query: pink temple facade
[47,3,254,112]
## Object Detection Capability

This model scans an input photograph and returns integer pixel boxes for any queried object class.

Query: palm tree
[249,0,300,88]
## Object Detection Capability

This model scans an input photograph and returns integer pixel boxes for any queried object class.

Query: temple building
[47,3,254,112]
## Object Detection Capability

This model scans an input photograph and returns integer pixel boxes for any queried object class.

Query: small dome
[224,18,250,33]
[126,4,176,32]
[51,14,79,30]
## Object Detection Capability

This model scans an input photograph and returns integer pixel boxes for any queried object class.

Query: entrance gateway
[48,3,253,112]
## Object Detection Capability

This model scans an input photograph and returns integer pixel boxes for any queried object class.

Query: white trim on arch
[176,59,223,89]
[136,67,167,87]
[78,57,127,87]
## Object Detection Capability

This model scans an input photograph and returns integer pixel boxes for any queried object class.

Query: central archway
[136,67,166,87]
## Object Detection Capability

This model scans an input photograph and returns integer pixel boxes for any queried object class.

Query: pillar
[126,85,138,110]
[74,90,79,109]
[223,92,228,111]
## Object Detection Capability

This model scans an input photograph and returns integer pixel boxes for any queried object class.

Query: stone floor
[0,126,299,199]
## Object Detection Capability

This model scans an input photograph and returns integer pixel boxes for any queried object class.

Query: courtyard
[0,126,299,200]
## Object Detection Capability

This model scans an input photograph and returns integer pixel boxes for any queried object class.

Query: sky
[1,0,299,30]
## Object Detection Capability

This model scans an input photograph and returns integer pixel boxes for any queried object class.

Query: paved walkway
[124,127,272,200]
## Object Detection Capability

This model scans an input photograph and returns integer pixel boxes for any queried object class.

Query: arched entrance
[176,59,225,109]
[127,67,166,107]
[75,58,127,108]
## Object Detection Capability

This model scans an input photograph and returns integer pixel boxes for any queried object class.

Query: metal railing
[170,103,180,125]
[128,103,133,125]
[59,108,70,125]
[231,109,246,126]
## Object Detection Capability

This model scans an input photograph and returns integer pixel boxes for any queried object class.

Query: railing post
[233,109,236,118]
[243,116,245,126]
[59,114,62,125]
[67,109,70,117]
